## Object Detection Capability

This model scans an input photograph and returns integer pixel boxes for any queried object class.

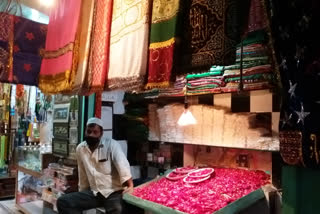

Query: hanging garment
[81,0,113,94]
[0,13,13,83]
[243,0,268,35]
[180,0,247,71]
[145,0,182,89]
[71,0,96,94]
[39,0,81,94]
[107,0,151,91]
[0,136,7,168]
[12,16,47,85]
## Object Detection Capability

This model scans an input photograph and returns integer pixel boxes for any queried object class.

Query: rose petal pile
[133,168,270,214]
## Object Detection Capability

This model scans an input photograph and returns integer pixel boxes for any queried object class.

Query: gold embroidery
[145,81,170,89]
[39,70,71,94]
[7,15,14,82]
[111,0,149,44]
[40,42,74,59]
[310,134,319,164]
[279,131,303,166]
[151,0,180,23]
[150,38,175,49]
[108,75,145,91]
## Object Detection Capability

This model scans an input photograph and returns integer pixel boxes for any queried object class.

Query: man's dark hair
[87,123,103,134]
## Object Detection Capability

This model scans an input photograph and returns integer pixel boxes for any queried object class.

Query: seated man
[57,117,133,214]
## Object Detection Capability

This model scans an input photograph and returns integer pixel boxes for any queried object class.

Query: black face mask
[84,136,100,146]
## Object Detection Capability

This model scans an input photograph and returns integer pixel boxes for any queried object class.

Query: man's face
[85,124,102,138]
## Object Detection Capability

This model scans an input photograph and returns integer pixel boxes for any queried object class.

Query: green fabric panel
[88,94,95,119]
[124,194,186,214]
[80,97,85,142]
[225,59,269,70]
[186,66,224,79]
[150,16,178,43]
[187,84,220,89]
[224,73,272,82]
[214,188,265,214]
[0,136,5,168]
[282,166,320,214]
[237,30,267,47]
[299,168,320,214]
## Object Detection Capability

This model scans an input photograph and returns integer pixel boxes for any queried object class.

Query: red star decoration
[25,32,35,40]
[13,45,20,53]
[24,64,32,72]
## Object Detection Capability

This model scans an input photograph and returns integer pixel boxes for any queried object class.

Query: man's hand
[122,178,134,195]
[122,186,134,195]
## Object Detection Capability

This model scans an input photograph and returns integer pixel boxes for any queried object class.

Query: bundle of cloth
[221,32,274,92]
[159,75,186,97]
[185,66,225,95]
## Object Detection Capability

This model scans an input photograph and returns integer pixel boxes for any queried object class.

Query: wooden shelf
[17,166,42,178]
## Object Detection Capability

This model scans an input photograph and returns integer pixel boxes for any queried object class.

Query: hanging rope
[238,39,244,93]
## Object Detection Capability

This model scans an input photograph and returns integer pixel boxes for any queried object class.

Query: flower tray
[124,168,269,214]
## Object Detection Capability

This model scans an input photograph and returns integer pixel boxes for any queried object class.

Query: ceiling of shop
[20,0,50,15]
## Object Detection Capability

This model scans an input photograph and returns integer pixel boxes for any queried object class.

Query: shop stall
[0,0,319,213]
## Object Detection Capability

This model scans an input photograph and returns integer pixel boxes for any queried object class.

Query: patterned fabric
[180,0,245,70]
[95,92,102,118]
[39,0,81,94]
[146,0,181,89]
[159,75,186,97]
[0,13,13,83]
[243,0,267,35]
[72,0,95,94]
[0,14,47,86]
[0,13,11,41]
[108,0,151,91]
[12,16,47,85]
[273,0,320,168]
[81,0,113,94]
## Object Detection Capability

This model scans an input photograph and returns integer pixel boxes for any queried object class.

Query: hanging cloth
[107,0,151,91]
[0,12,13,83]
[0,136,6,168]
[145,0,182,89]
[180,0,247,70]
[243,0,268,35]
[71,0,96,94]
[12,16,47,85]
[39,0,82,94]
[80,0,113,94]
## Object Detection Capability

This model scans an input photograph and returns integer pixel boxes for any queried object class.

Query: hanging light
[177,85,197,126]
[39,0,55,7]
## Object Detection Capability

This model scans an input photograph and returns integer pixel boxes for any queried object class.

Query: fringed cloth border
[145,81,170,89]
[108,76,145,91]
[38,70,72,94]
[39,28,80,94]
[149,38,175,49]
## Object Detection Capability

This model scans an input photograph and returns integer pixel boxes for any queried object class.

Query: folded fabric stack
[221,32,273,92]
[186,66,225,95]
[159,75,186,97]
